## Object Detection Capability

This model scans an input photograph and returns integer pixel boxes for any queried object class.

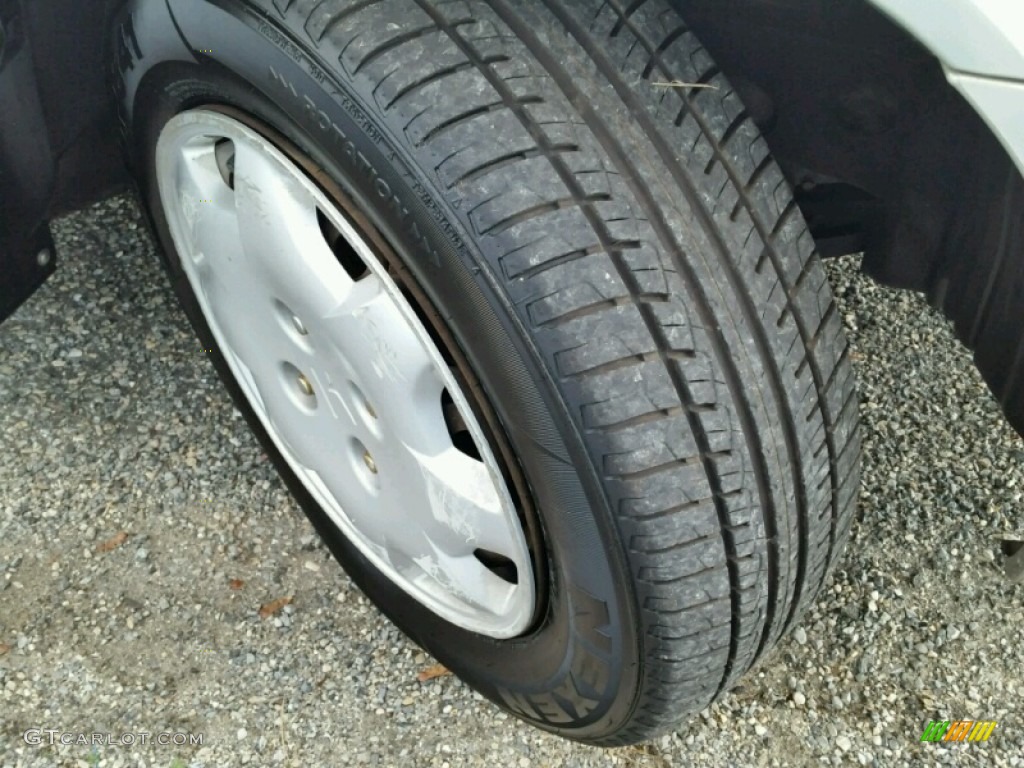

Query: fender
[869,0,1024,177]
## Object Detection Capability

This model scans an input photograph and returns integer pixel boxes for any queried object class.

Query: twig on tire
[651,80,719,89]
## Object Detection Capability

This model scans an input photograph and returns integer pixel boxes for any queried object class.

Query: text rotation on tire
[120,0,859,745]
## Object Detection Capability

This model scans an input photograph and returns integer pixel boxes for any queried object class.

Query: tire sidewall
[118,0,641,740]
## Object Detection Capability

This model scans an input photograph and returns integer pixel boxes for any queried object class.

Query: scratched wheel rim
[155,108,536,638]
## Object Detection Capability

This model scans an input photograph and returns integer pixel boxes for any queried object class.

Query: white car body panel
[869,0,1024,176]
[870,0,1024,79]
[945,73,1024,175]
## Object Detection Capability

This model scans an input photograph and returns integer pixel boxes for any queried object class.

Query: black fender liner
[0,0,56,322]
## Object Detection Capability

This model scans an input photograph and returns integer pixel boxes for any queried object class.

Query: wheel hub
[155,109,536,638]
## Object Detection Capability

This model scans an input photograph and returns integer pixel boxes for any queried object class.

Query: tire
[116,0,860,745]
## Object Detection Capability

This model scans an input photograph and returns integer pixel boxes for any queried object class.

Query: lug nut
[297,373,314,396]
[350,381,377,420]
[363,450,378,474]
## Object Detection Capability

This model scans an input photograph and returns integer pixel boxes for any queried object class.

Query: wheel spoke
[413,446,517,558]
[412,539,517,614]
[322,287,448,454]
[231,140,355,319]
[169,143,238,265]
[184,205,297,388]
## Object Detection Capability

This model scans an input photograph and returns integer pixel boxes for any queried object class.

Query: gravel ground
[1,194,1022,768]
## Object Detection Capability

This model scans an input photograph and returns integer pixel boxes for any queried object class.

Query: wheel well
[675,0,1017,294]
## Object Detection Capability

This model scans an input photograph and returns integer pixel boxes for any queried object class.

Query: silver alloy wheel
[155,109,535,638]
